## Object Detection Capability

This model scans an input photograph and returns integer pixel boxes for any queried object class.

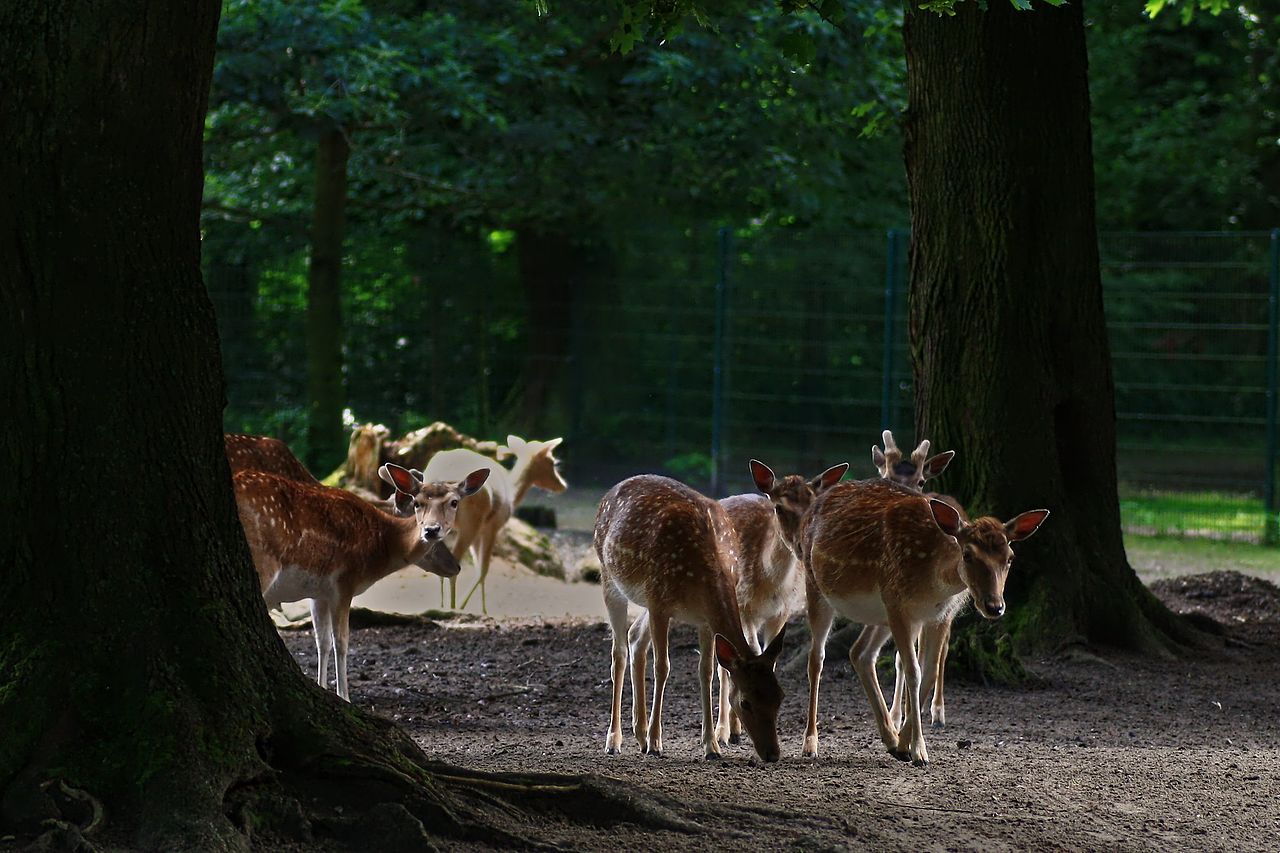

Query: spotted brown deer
[234,464,486,700]
[798,478,1048,765]
[711,459,848,747]
[423,435,567,613]
[873,430,962,729]
[595,474,786,762]
[226,432,413,516]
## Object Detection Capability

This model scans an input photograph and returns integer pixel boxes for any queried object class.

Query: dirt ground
[280,567,1280,851]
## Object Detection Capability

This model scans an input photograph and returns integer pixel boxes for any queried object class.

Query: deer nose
[761,747,781,763]
[986,600,1006,618]
[422,524,442,540]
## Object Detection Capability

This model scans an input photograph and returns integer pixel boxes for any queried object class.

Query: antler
[881,430,902,464]
[910,439,931,466]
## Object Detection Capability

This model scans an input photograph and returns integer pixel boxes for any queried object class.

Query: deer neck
[508,454,537,507]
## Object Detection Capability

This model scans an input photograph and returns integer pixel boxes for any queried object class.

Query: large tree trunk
[902,0,1198,658]
[305,127,349,472]
[0,3,695,849]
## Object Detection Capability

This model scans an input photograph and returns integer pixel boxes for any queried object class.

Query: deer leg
[603,583,630,754]
[887,614,928,767]
[646,611,671,757]
[629,610,651,752]
[850,624,898,755]
[715,664,733,747]
[804,585,837,758]
[444,530,476,610]
[459,522,497,614]
[698,627,721,760]
[890,647,910,731]
[309,598,335,694]
[333,596,352,702]
[926,620,951,728]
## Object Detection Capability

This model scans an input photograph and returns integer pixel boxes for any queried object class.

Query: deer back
[595,475,741,625]
[234,471,408,592]
[225,433,317,484]
[800,479,960,607]
[720,493,797,613]
[423,448,510,531]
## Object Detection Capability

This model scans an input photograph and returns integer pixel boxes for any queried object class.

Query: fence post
[710,227,730,497]
[1265,229,1280,545]
[880,229,901,433]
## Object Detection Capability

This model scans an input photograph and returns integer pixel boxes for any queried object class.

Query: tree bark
[0,3,696,849]
[902,0,1198,657]
[306,127,350,472]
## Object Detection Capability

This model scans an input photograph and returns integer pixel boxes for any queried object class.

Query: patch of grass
[1126,533,1280,581]
[1120,487,1276,543]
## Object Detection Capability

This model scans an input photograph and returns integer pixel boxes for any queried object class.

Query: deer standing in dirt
[798,477,1047,765]
[423,435,567,613]
[709,459,848,747]
[234,463,487,700]
[595,475,786,762]
[872,430,962,730]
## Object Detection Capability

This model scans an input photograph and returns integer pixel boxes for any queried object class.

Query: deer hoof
[889,749,911,763]
[932,720,945,730]
[728,733,741,745]
[703,751,722,761]
[647,749,664,759]
[912,757,930,768]
[606,745,619,755]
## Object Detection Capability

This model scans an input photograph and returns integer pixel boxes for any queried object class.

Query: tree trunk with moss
[901,0,1198,660]
[0,3,694,848]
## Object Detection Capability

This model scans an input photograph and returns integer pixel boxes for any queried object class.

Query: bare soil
[281,570,1280,851]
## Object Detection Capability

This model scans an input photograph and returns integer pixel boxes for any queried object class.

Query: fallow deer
[233,464,487,700]
[226,432,412,516]
[710,459,848,747]
[595,474,786,762]
[798,478,1048,765]
[423,435,568,613]
[872,430,962,730]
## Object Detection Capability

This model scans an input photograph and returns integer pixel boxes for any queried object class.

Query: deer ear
[714,634,741,671]
[458,468,490,497]
[1006,509,1050,541]
[390,491,415,517]
[929,497,965,537]
[748,459,776,494]
[761,625,786,664]
[924,450,955,480]
[811,462,848,492]
[380,463,420,494]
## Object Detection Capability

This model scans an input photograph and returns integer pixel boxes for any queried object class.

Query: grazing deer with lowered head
[234,464,486,699]
[798,478,1048,765]
[595,474,786,761]
[872,430,962,730]
[423,435,567,613]
[710,459,848,747]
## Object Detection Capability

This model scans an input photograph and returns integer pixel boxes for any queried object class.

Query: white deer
[422,435,567,613]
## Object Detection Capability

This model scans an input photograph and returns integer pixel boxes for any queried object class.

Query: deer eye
[450,499,459,508]
[739,698,753,713]
[963,551,973,563]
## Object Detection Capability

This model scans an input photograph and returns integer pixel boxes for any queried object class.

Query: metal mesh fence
[206,227,1280,543]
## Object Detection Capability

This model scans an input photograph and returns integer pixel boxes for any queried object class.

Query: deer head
[503,434,568,493]
[928,499,1050,619]
[748,459,849,552]
[872,430,954,492]
[715,629,787,762]
[379,463,489,543]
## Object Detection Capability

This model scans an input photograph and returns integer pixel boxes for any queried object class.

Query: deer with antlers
[798,476,1048,765]
[872,430,963,730]
[595,474,786,762]
[234,462,487,700]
